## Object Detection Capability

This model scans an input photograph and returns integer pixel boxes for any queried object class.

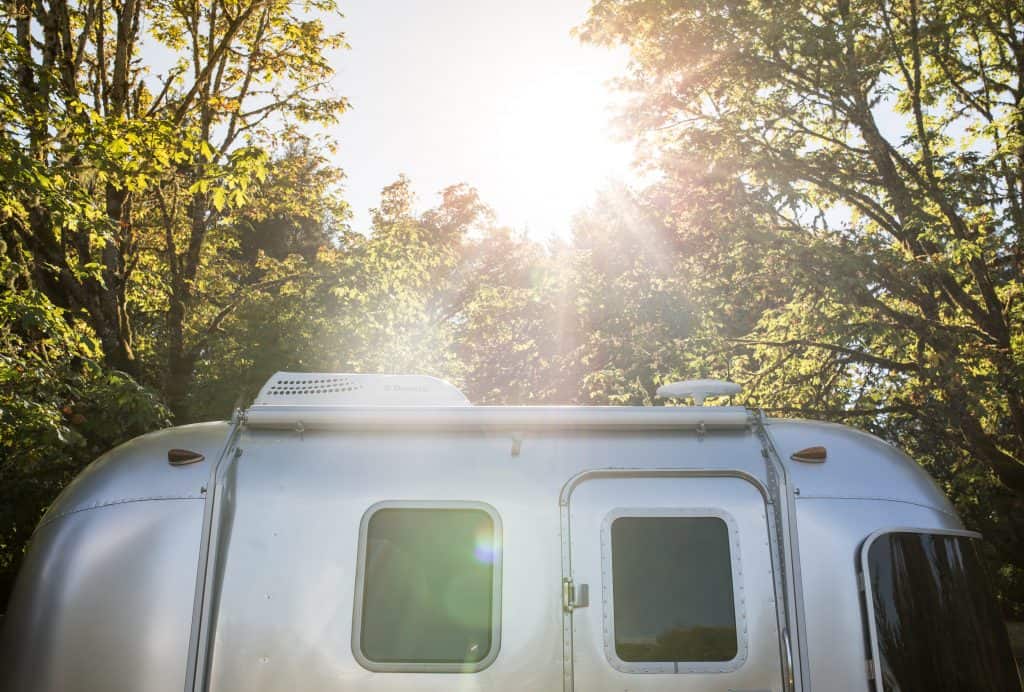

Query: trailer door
[564,472,785,692]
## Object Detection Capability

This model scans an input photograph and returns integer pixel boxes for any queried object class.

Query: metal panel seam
[559,467,769,507]
[795,495,959,519]
[755,411,807,692]
[34,495,204,532]
[183,418,244,692]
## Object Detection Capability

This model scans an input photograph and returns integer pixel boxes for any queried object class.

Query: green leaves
[211,187,228,212]
[583,0,1024,615]
[0,254,169,598]
[0,0,348,609]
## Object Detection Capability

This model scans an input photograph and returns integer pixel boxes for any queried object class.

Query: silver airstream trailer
[1,372,1020,691]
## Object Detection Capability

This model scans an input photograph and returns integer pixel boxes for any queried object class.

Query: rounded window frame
[599,507,748,674]
[351,499,503,673]
[858,526,983,689]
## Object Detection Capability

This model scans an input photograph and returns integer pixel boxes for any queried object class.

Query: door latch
[562,578,589,612]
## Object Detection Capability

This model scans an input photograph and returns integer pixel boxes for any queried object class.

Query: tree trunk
[165,332,196,422]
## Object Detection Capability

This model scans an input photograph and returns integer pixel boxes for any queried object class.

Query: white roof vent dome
[253,372,470,407]
[656,379,741,406]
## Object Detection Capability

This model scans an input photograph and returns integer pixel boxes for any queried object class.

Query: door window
[604,510,745,673]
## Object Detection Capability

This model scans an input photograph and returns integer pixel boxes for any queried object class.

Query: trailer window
[608,514,741,672]
[352,502,501,672]
[864,531,1020,691]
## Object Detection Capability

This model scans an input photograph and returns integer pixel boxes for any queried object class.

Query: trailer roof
[248,372,751,431]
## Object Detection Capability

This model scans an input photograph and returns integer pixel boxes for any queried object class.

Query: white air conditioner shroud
[252,372,470,407]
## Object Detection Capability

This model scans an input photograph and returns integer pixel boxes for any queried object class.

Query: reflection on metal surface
[782,627,795,690]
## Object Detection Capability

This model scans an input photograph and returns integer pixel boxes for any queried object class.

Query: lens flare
[473,527,497,564]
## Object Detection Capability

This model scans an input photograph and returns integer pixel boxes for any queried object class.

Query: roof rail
[243,405,752,431]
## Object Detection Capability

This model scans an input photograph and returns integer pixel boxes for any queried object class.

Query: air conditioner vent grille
[265,376,363,397]
[252,372,470,407]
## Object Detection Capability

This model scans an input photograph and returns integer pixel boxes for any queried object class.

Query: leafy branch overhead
[575,0,1024,611]
[581,0,1024,491]
[1,0,348,417]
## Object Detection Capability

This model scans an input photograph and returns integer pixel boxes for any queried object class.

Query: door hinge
[562,578,589,612]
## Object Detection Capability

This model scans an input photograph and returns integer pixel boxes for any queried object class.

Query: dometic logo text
[384,385,429,392]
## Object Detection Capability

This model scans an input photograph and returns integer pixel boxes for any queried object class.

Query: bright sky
[328,0,634,239]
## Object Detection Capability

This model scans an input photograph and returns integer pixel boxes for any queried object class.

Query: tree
[1,0,347,417]
[184,177,558,415]
[563,185,697,404]
[581,0,1024,612]
[165,139,352,420]
[0,252,168,607]
[452,224,567,404]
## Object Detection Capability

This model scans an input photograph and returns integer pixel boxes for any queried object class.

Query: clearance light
[791,446,827,463]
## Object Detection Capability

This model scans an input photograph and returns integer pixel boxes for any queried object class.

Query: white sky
[327,0,634,239]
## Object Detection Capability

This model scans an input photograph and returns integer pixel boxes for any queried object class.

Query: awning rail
[242,405,752,432]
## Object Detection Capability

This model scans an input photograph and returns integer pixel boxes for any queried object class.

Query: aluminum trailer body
[1,373,1019,691]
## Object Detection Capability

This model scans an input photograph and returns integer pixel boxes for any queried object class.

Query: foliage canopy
[3,0,1024,618]
[580,0,1024,612]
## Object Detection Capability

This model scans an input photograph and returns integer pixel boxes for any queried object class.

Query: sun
[331,0,635,240]
[483,56,635,238]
